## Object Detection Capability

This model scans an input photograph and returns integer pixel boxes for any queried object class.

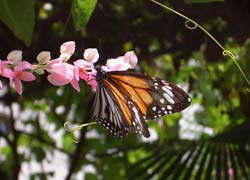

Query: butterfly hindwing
[93,78,150,139]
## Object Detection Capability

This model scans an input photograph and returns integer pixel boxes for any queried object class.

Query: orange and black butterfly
[93,66,191,139]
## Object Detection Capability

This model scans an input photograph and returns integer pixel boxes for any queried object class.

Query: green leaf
[0,0,35,46]
[184,0,224,4]
[72,0,97,30]
[85,173,98,180]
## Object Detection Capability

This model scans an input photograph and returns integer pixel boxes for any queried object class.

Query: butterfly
[92,65,191,139]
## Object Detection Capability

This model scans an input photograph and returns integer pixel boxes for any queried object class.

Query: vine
[150,0,250,90]
[64,121,97,143]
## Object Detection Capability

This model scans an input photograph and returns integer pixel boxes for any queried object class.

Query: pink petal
[14,78,22,95]
[45,59,62,72]
[74,66,80,81]
[16,71,36,81]
[0,67,14,79]
[60,41,75,55]
[47,73,72,86]
[87,78,97,91]
[14,61,33,72]
[105,58,131,71]
[84,48,99,63]
[79,72,89,81]
[79,68,97,82]
[71,77,80,92]
[74,59,93,70]
[124,51,138,69]
[0,60,10,66]
[47,63,74,81]
[74,59,96,81]
[0,80,2,89]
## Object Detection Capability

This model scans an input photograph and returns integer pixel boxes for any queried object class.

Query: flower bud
[37,51,51,64]
[124,51,138,69]
[84,48,99,63]
[60,41,75,55]
[7,50,22,65]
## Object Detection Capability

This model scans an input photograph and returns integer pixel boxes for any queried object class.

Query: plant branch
[65,96,94,180]
[9,103,20,180]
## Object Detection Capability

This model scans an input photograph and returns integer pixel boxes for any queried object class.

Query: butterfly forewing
[93,68,191,138]
[109,72,191,118]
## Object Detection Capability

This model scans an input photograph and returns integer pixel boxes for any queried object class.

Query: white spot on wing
[160,98,165,104]
[167,105,173,110]
[163,93,175,104]
[132,106,140,122]
[162,86,174,97]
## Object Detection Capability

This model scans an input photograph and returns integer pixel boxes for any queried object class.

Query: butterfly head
[95,65,108,85]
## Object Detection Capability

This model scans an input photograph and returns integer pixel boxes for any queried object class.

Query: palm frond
[127,122,250,180]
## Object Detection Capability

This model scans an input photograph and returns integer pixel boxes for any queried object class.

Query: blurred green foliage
[0,0,35,46]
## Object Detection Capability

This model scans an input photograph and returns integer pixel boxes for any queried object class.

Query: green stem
[149,0,250,89]
[64,121,97,143]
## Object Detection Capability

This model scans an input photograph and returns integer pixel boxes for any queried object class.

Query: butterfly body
[93,66,191,139]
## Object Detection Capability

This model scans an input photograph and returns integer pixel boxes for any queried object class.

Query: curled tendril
[185,20,197,30]
[64,121,97,143]
[149,0,250,91]
[222,50,235,59]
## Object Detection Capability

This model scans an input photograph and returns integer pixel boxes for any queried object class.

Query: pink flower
[72,50,138,91]
[69,48,99,92]
[73,60,97,92]
[2,51,35,95]
[46,59,74,86]
[44,41,76,88]
[104,57,131,71]
[11,61,36,95]
[103,51,138,71]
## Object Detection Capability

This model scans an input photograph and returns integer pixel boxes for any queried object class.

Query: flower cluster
[0,41,138,95]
